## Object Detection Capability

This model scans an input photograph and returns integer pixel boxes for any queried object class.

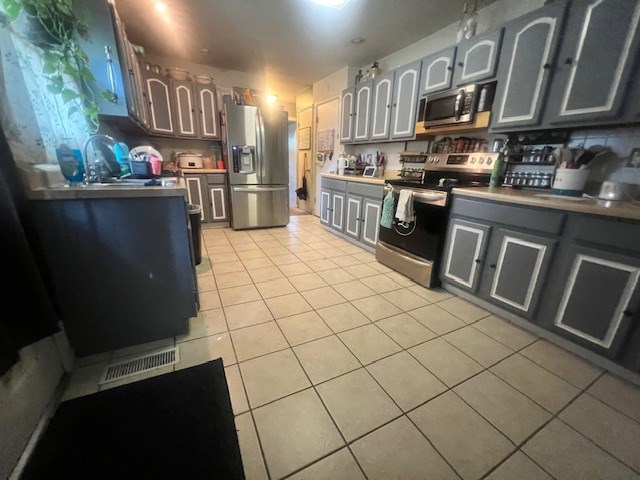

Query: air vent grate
[99,347,179,384]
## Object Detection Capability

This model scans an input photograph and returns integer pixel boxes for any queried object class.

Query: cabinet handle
[457,61,464,67]
[446,66,453,71]
[386,104,391,108]
[474,259,481,264]
[542,63,551,70]
[489,263,497,269]
[564,58,573,65]
[393,103,397,107]
[623,309,633,316]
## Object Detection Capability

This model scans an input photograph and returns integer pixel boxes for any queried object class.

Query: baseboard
[321,225,375,253]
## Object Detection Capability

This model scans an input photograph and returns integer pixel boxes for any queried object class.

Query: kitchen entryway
[62,215,640,480]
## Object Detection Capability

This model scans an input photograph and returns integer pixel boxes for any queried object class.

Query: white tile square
[376,313,436,348]
[288,448,365,480]
[351,296,402,321]
[444,326,513,367]
[218,284,261,307]
[265,292,313,318]
[289,272,329,291]
[409,337,484,387]
[408,304,466,335]
[224,299,274,330]
[301,286,347,309]
[438,296,490,323]
[276,311,333,346]
[175,333,237,370]
[255,278,297,299]
[338,324,402,365]
[316,303,371,333]
[294,336,361,384]
[381,288,431,311]
[230,322,289,362]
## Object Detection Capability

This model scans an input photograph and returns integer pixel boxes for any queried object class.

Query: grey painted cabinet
[172,80,198,137]
[344,193,382,247]
[320,188,331,225]
[319,178,347,232]
[145,71,175,135]
[369,71,395,141]
[479,228,556,318]
[420,47,457,95]
[453,29,503,87]
[339,87,356,143]
[331,190,346,231]
[184,174,211,223]
[354,81,373,142]
[207,174,229,223]
[390,60,422,140]
[490,1,568,131]
[442,218,491,293]
[196,84,221,139]
[544,0,640,126]
[345,195,362,240]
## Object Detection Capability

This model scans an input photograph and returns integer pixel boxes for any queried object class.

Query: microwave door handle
[454,89,465,121]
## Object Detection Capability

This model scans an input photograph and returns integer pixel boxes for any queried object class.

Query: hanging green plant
[1,0,115,132]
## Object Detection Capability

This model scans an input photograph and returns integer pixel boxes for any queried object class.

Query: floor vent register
[99,347,179,384]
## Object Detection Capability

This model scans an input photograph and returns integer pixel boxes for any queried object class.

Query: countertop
[29,179,187,200]
[320,173,388,185]
[179,168,227,174]
[452,186,640,221]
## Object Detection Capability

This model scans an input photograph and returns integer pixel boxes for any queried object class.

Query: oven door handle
[454,89,465,121]
[385,185,446,205]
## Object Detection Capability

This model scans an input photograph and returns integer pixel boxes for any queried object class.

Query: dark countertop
[452,186,640,221]
[28,178,187,200]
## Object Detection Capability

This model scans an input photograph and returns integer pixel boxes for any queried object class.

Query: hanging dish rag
[395,189,415,225]
[296,173,307,200]
[379,187,395,229]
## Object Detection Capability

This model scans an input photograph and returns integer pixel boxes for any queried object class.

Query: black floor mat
[20,359,245,480]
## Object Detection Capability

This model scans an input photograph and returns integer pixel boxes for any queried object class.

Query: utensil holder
[551,169,589,196]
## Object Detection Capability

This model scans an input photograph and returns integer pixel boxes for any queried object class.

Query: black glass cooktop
[388,171,491,191]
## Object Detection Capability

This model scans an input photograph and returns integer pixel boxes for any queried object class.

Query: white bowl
[194,75,213,84]
[166,67,189,80]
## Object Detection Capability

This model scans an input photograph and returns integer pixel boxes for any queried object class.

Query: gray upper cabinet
[145,71,175,135]
[354,81,373,142]
[171,80,198,137]
[479,228,556,318]
[196,84,220,139]
[339,87,356,143]
[369,71,395,141]
[442,218,491,294]
[490,2,568,131]
[420,47,457,95]
[544,0,640,126]
[453,29,503,86]
[390,60,422,140]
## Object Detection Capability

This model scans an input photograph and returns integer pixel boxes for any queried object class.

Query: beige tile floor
[64,215,640,480]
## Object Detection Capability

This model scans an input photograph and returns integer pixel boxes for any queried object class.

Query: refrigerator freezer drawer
[231,185,289,230]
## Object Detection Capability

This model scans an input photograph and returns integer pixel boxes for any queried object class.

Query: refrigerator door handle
[254,109,265,182]
[258,110,266,180]
[233,186,288,193]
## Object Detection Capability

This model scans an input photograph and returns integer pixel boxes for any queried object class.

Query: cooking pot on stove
[176,152,204,168]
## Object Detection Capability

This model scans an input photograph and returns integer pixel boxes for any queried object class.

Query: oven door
[377,188,449,262]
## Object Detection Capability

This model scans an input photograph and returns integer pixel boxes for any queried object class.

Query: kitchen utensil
[551,169,589,196]
[598,181,627,200]
[151,64,161,74]
[194,75,213,84]
[176,152,204,168]
[338,155,349,175]
[166,67,189,80]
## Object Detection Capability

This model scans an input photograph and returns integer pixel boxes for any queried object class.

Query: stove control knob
[486,158,493,165]
[434,157,440,163]
[479,157,485,164]
[470,156,476,164]
[430,156,436,163]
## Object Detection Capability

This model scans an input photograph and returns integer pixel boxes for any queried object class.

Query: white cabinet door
[320,189,331,225]
[354,83,372,142]
[331,192,345,231]
[390,60,421,139]
[369,72,395,141]
[442,219,491,293]
[361,198,381,247]
[339,88,355,143]
[345,195,362,240]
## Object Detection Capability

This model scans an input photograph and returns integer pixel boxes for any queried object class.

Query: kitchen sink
[48,177,179,188]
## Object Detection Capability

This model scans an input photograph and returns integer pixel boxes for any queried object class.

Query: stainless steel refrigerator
[224,97,290,230]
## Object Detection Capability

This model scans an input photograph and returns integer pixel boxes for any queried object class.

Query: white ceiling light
[155,2,167,13]
[267,95,278,104]
[307,0,351,9]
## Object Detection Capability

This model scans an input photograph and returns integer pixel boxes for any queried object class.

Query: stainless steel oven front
[419,84,480,128]
[376,186,450,288]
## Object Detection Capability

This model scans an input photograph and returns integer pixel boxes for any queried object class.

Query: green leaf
[1,0,22,21]
[101,90,115,101]
[47,83,63,95]
[61,88,77,104]
[67,105,79,118]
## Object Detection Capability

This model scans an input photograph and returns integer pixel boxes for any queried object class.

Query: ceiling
[115,0,486,104]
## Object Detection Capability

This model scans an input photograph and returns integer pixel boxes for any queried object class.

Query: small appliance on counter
[176,152,204,169]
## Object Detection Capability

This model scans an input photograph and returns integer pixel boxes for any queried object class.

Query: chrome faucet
[82,134,117,184]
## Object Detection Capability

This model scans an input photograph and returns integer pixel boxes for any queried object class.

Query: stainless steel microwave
[418,84,480,128]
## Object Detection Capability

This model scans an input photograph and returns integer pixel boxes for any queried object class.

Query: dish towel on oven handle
[395,189,415,226]
[379,187,395,229]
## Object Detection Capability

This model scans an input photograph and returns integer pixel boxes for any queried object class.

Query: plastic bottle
[370,62,380,78]
[477,85,488,112]
[489,140,509,187]
[114,142,132,177]
[456,2,468,43]
[56,138,84,185]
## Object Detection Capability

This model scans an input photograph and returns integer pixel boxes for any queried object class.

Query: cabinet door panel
[320,189,331,225]
[197,84,220,139]
[362,198,381,247]
[185,175,207,222]
[354,83,372,142]
[146,72,175,134]
[490,2,567,130]
[391,60,421,139]
[484,230,555,317]
[454,29,503,86]
[340,88,355,143]
[442,219,491,293]
[369,72,395,140]
[420,47,456,95]
[546,0,640,124]
[345,195,362,239]
[331,192,345,231]
[209,185,228,222]
[554,250,640,354]
[173,81,197,137]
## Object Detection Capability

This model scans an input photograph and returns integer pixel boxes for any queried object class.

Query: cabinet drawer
[347,182,383,198]
[451,197,565,236]
[206,174,226,184]
[573,216,640,254]
[322,178,347,191]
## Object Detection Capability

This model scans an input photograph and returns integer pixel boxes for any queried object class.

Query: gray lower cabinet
[320,178,347,232]
[331,190,346,232]
[420,46,457,96]
[344,193,382,247]
[453,28,503,87]
[544,0,640,127]
[207,174,229,223]
[442,218,491,294]
[184,174,211,222]
[490,1,568,131]
[390,60,421,140]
